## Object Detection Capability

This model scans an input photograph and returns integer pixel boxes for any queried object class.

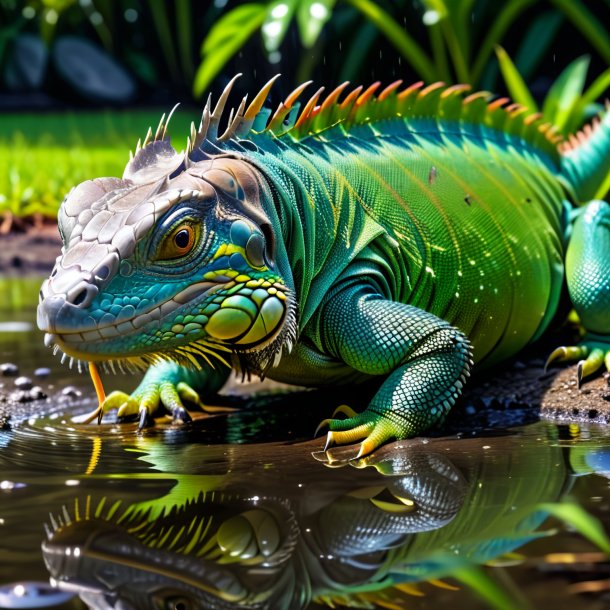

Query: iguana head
[37,134,296,374]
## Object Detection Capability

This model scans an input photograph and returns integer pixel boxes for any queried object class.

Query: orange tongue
[88,362,106,407]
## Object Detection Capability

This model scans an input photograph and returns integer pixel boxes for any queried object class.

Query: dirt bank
[0,226,61,274]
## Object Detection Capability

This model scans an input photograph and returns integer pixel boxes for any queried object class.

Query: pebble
[0,363,18,376]
[14,376,33,390]
[30,386,47,400]
[34,367,51,378]
[61,386,82,398]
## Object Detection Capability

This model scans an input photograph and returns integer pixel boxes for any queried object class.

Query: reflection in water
[19,428,606,610]
[2,279,610,609]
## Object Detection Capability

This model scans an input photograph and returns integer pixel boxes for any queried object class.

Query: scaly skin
[37,76,610,457]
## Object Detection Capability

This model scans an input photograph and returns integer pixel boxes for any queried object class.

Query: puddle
[1,277,610,610]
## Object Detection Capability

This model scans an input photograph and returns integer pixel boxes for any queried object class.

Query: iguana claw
[82,380,231,426]
[545,340,610,387]
[317,408,396,459]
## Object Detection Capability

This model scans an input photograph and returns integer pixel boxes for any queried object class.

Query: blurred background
[0,0,609,244]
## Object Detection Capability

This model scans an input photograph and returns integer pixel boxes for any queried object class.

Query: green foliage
[192,0,610,100]
[0,111,191,220]
[496,49,610,134]
[539,501,610,554]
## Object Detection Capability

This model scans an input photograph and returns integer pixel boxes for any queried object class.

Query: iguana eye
[157,223,198,260]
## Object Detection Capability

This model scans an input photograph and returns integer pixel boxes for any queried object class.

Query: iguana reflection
[42,434,572,609]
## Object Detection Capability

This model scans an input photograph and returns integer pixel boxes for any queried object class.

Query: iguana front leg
[99,361,230,427]
[317,287,472,458]
[547,200,610,385]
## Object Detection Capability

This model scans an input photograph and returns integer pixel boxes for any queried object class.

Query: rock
[30,386,47,400]
[3,34,48,91]
[14,376,33,390]
[52,36,136,104]
[0,363,18,376]
[34,367,51,379]
[61,386,82,399]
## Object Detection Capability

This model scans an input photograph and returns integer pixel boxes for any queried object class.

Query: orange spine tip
[440,83,471,98]
[339,85,363,109]
[487,97,510,110]
[418,81,446,97]
[285,80,313,107]
[294,87,325,129]
[244,74,280,120]
[463,91,490,104]
[357,81,382,106]
[319,81,350,112]
[397,81,424,100]
[523,112,542,125]
[378,79,403,101]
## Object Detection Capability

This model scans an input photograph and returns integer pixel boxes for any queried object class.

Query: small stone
[12,390,33,403]
[513,361,526,370]
[34,367,51,379]
[14,376,33,390]
[61,386,82,398]
[0,363,18,376]
[30,386,47,400]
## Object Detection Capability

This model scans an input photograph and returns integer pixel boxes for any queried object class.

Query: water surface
[1,277,610,610]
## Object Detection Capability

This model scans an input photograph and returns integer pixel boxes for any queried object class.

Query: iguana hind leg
[547,200,610,385]
[317,288,472,459]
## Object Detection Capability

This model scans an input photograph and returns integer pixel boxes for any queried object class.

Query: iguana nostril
[72,289,87,306]
[96,265,110,280]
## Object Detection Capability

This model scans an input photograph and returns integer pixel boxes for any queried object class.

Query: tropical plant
[193,0,610,99]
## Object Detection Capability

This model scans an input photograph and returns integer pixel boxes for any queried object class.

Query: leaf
[261,0,298,53]
[513,10,564,80]
[539,501,610,554]
[194,4,268,99]
[296,0,336,49]
[541,55,590,131]
[453,565,530,610]
[495,45,538,112]
[580,67,610,110]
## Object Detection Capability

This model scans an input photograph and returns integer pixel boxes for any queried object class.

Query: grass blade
[541,55,589,132]
[539,501,610,554]
[495,45,538,112]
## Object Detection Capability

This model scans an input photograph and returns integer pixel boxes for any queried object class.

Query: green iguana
[37,75,610,458]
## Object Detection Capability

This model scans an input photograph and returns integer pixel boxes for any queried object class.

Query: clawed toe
[546,341,610,387]
[316,408,397,460]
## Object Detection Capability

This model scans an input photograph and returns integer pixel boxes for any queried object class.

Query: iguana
[37,75,610,458]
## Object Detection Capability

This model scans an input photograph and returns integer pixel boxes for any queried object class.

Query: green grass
[0,110,194,220]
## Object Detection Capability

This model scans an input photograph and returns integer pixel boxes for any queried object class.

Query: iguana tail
[560,104,610,202]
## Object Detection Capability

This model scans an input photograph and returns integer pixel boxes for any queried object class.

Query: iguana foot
[545,338,610,387]
[87,381,234,429]
[317,407,397,461]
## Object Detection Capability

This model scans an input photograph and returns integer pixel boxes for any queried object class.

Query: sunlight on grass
[0,111,192,221]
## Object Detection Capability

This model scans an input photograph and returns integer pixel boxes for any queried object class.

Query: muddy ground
[1,228,610,432]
